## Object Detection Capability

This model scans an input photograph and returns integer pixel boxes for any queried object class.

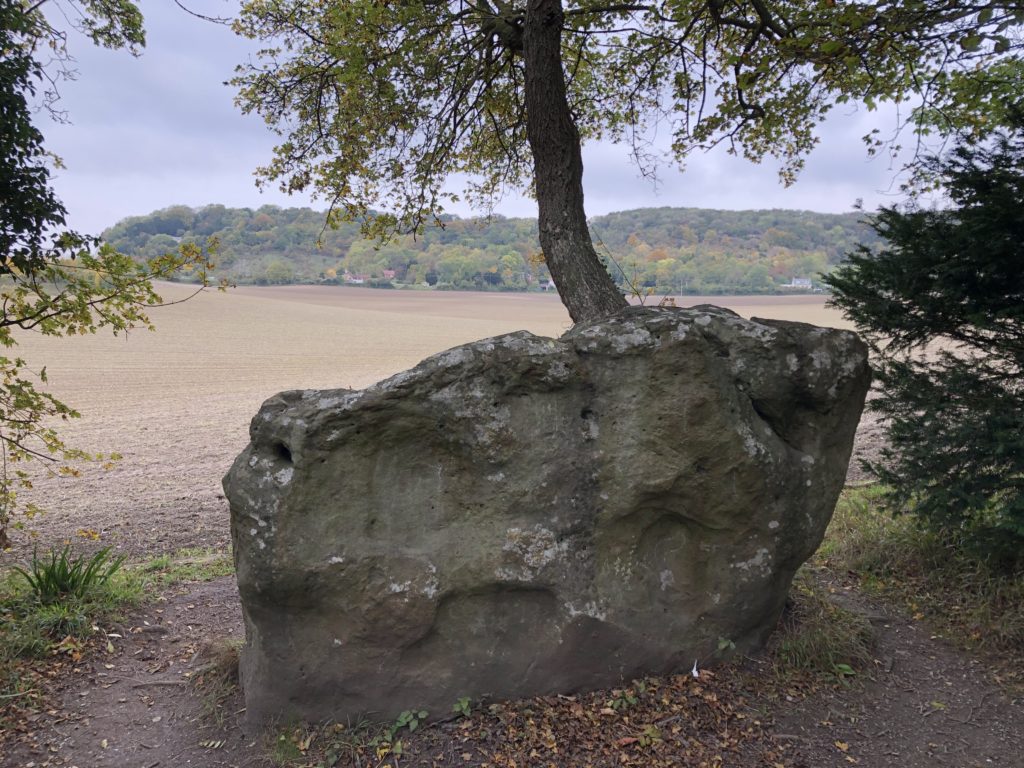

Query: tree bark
[523,0,628,325]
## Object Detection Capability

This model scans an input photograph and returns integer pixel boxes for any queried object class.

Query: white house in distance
[786,277,813,289]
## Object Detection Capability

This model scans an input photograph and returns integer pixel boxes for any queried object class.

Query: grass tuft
[12,545,126,605]
[1,543,231,710]
[767,570,875,686]
[140,546,233,584]
[1,551,145,708]
[190,635,242,725]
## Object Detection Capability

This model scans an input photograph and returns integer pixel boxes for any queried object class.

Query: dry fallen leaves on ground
[293,670,791,768]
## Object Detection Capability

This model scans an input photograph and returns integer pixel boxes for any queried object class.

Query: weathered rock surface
[224,306,869,723]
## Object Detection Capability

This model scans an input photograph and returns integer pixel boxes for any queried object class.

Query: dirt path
[2,577,259,768]
[775,577,1023,767]
[3,569,1020,768]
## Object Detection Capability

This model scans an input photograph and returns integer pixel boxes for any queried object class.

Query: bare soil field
[6,284,862,557]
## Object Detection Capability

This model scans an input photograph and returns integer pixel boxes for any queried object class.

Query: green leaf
[960,34,983,52]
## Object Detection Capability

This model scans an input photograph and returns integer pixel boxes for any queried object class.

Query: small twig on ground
[655,713,686,728]
[949,690,996,726]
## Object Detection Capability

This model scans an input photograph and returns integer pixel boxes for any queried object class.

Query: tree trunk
[523,0,628,325]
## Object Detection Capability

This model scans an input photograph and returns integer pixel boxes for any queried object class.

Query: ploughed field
[9,284,860,557]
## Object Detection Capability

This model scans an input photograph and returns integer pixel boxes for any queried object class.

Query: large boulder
[224,306,869,724]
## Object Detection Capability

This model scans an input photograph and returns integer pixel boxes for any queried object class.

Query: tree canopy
[233,0,1024,321]
[1,0,67,276]
[825,115,1024,565]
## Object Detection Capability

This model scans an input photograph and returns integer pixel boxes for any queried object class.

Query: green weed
[12,545,125,604]
[383,708,428,742]
[1,541,238,735]
[452,696,472,718]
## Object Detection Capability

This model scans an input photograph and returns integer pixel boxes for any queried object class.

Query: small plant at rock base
[384,709,428,742]
[452,696,472,718]
[361,709,428,763]
[271,726,315,763]
[13,545,126,604]
[606,688,639,712]
[313,719,373,768]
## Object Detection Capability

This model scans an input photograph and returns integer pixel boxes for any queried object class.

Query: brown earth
[5,285,1001,768]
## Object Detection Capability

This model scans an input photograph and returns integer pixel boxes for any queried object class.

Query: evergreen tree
[826,116,1024,565]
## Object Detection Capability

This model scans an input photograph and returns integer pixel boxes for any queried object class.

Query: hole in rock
[274,442,293,464]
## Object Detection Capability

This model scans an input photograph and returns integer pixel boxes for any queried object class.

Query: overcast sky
[42,0,916,235]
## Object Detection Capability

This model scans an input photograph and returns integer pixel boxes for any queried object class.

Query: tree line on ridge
[103,204,878,295]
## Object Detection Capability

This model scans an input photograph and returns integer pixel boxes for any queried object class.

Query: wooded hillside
[102,205,877,294]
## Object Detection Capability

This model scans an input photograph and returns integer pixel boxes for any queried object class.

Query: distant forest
[102,205,879,295]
